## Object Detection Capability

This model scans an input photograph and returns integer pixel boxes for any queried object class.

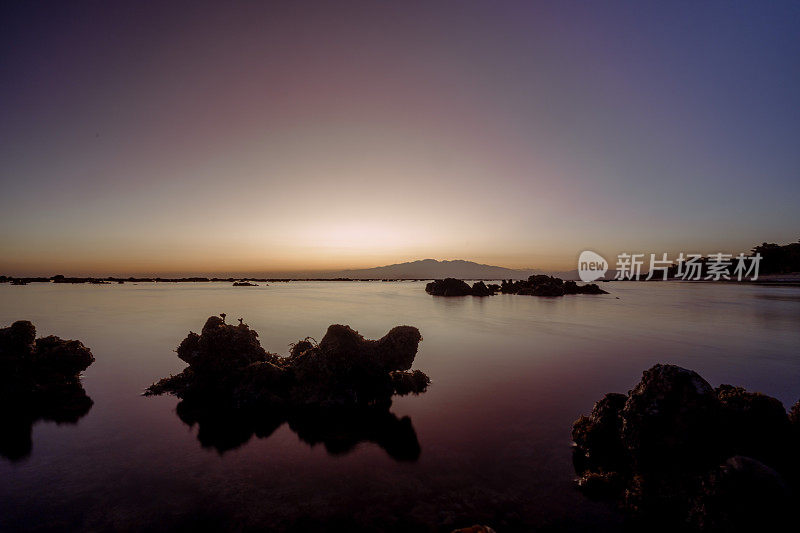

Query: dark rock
[147,316,429,459]
[426,278,474,296]
[576,471,626,499]
[716,384,793,469]
[0,320,94,383]
[175,316,277,375]
[621,364,720,471]
[501,275,608,297]
[471,281,492,296]
[572,364,799,530]
[232,281,258,286]
[572,392,628,475]
[689,456,791,533]
[0,321,94,461]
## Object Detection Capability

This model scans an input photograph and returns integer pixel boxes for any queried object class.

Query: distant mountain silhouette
[324,259,617,280]
[330,259,541,280]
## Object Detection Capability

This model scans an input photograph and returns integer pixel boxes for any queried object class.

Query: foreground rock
[146,316,430,458]
[502,275,607,296]
[572,364,799,531]
[0,321,94,460]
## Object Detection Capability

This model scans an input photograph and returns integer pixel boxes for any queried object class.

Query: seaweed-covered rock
[175,316,277,375]
[572,364,799,530]
[715,384,793,469]
[0,320,94,386]
[622,364,720,471]
[146,316,429,459]
[147,317,429,408]
[572,393,628,476]
[0,321,94,461]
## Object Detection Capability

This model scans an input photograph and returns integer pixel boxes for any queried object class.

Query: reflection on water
[0,383,93,461]
[175,398,420,460]
[0,281,799,531]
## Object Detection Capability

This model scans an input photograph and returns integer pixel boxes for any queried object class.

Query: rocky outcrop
[572,364,800,531]
[147,316,428,406]
[425,275,606,297]
[426,278,476,296]
[0,321,94,461]
[425,278,501,297]
[146,316,429,459]
[502,275,608,296]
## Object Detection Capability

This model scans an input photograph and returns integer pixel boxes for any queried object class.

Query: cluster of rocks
[572,364,800,531]
[501,275,607,296]
[146,316,429,459]
[425,275,607,297]
[425,278,500,296]
[148,317,428,400]
[0,321,95,460]
[147,315,428,407]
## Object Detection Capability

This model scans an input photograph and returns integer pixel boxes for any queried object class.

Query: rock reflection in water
[174,399,421,460]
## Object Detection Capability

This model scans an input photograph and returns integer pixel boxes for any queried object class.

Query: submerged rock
[572,364,800,530]
[0,321,94,461]
[147,316,429,459]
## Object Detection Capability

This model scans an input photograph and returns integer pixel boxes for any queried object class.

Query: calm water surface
[1,281,800,531]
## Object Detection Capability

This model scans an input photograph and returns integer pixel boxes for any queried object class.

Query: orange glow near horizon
[2,2,799,276]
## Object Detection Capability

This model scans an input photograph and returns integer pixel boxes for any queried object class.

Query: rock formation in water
[425,278,501,296]
[502,275,607,296]
[146,316,429,458]
[426,275,607,297]
[572,364,799,531]
[0,321,95,460]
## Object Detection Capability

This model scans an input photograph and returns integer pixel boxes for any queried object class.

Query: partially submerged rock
[502,275,608,296]
[572,364,800,530]
[0,321,94,461]
[424,275,604,297]
[425,278,476,296]
[146,316,430,458]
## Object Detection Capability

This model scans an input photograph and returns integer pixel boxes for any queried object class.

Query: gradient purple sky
[2,1,799,275]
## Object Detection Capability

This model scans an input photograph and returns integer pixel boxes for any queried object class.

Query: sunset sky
[1,1,799,276]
